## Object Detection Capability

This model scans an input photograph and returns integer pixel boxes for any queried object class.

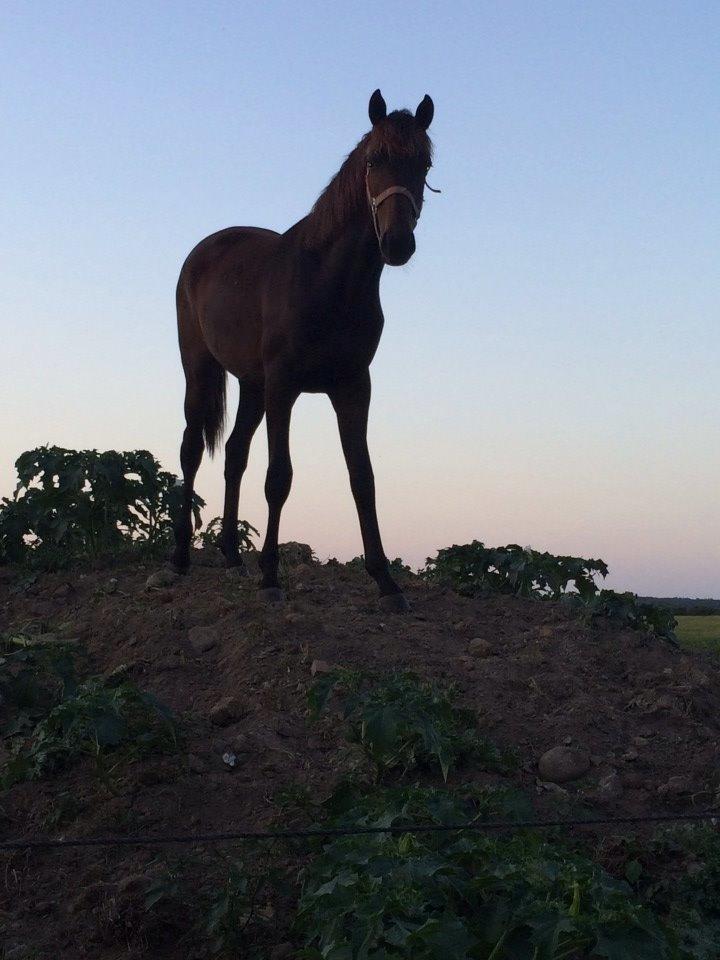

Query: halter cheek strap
[365,179,422,246]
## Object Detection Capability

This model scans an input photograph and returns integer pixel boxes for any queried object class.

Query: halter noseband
[365,176,422,247]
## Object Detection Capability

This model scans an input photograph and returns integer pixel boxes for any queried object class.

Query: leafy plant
[2,674,178,787]
[424,542,678,644]
[585,590,679,644]
[194,516,258,552]
[0,634,80,737]
[424,541,608,600]
[638,825,720,960]
[296,787,684,960]
[346,555,415,577]
[0,446,204,568]
[309,671,510,781]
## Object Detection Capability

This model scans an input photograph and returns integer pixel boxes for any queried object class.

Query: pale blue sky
[2,1,718,595]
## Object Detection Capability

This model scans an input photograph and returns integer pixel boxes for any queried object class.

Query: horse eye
[366,160,373,168]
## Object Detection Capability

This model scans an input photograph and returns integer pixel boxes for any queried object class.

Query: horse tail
[176,273,227,459]
[201,357,227,457]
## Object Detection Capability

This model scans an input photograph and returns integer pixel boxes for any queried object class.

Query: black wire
[1,810,717,851]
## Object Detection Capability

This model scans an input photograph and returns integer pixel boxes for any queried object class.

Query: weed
[2,675,178,788]
[347,555,415,577]
[296,786,684,960]
[194,516,259,553]
[0,445,204,568]
[309,671,511,781]
[40,790,84,830]
[424,541,607,600]
[584,590,678,644]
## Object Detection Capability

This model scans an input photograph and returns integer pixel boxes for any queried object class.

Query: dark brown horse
[171,89,435,611]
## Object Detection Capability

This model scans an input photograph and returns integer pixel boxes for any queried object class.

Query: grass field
[676,615,720,652]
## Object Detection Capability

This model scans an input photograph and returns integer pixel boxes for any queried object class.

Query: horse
[171,89,435,612]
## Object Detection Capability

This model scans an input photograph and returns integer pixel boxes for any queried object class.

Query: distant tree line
[638,597,720,616]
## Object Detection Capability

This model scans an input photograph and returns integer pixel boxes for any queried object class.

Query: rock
[595,770,623,800]
[26,633,80,648]
[310,659,333,676]
[539,626,553,638]
[187,754,206,774]
[145,568,180,590]
[270,944,293,960]
[210,696,249,727]
[188,624,220,654]
[467,638,493,658]
[621,771,645,789]
[623,748,639,762]
[117,872,150,895]
[657,776,692,797]
[537,780,569,797]
[538,745,591,784]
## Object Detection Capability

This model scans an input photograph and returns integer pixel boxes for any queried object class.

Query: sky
[1,1,718,596]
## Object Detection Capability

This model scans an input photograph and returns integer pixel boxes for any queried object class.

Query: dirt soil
[1,552,719,958]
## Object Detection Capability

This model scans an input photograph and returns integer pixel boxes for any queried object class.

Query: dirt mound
[1,555,719,958]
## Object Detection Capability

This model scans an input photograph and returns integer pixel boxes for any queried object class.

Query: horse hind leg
[220,379,265,569]
[258,380,299,600]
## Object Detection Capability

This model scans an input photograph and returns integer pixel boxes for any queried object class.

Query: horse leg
[329,371,408,611]
[258,381,298,600]
[220,379,265,569]
[171,372,208,573]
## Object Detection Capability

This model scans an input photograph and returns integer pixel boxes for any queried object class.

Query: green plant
[640,825,720,960]
[346,555,414,577]
[296,787,685,960]
[585,590,678,644]
[194,516,259,552]
[424,541,608,600]
[0,634,80,737]
[2,674,178,788]
[309,671,510,781]
[0,446,204,568]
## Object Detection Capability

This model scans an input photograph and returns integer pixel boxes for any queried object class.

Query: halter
[365,175,422,247]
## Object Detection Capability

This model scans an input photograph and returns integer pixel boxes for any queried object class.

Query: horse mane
[304,110,433,247]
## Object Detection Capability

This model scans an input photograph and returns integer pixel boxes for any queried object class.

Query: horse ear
[368,89,387,125]
[415,94,434,130]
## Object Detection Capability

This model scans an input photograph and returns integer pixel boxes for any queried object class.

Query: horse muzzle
[380,228,416,266]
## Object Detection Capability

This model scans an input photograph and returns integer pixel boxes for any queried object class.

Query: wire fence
[2,809,717,852]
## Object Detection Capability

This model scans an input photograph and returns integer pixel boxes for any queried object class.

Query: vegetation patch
[424,541,607,600]
[296,785,688,960]
[309,671,511,781]
[423,541,678,643]
[0,446,204,569]
[1,636,178,788]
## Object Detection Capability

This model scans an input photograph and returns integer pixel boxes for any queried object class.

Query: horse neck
[307,206,384,296]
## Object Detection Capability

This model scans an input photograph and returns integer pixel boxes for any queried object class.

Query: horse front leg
[329,371,409,612]
[258,380,298,601]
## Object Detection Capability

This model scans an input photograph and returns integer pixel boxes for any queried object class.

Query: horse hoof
[379,592,410,614]
[259,587,286,604]
[146,568,181,590]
